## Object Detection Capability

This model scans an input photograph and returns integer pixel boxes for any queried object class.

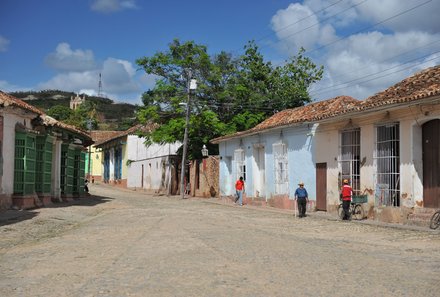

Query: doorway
[423,119,440,208]
[253,145,265,198]
[316,163,327,211]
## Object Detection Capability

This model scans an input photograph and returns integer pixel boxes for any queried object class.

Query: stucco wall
[126,135,180,192]
[315,100,440,211]
[218,124,316,202]
[1,111,35,196]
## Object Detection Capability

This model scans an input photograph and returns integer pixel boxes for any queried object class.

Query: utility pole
[180,71,196,199]
[87,119,92,182]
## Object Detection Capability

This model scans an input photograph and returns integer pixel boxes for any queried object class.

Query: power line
[315,38,440,88]
[310,55,440,99]
[310,48,440,97]
[305,0,433,57]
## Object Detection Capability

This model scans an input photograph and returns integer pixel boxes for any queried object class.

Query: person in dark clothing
[294,181,309,218]
[84,179,89,193]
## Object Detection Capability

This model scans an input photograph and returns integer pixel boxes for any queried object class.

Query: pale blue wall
[217,124,317,201]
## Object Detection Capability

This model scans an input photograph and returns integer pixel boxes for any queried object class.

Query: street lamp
[180,77,197,199]
[201,144,208,158]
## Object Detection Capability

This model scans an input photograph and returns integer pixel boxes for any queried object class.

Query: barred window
[339,128,361,195]
[374,123,400,206]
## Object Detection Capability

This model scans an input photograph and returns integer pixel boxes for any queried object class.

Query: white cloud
[270,1,440,101]
[355,0,440,33]
[45,43,96,72]
[38,56,142,103]
[0,80,27,92]
[91,0,138,13]
[0,35,10,52]
[101,58,139,94]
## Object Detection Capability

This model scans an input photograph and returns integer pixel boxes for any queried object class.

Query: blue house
[211,96,360,210]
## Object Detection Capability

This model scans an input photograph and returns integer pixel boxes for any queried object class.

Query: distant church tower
[70,93,86,110]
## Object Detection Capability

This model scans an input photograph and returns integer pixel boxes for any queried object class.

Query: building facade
[212,66,440,223]
[0,91,92,209]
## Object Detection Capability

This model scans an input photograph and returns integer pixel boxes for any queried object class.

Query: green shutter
[14,132,36,195]
[36,135,53,195]
[66,147,75,195]
[60,144,68,194]
[14,132,26,194]
[24,134,36,195]
[43,137,53,193]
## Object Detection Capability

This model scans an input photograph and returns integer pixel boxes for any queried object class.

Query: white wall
[1,111,35,195]
[126,135,180,190]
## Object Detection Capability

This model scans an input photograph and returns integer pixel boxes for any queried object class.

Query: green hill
[10,90,138,131]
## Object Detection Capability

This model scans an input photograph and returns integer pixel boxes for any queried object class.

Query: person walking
[294,181,309,218]
[341,179,353,220]
[235,176,245,206]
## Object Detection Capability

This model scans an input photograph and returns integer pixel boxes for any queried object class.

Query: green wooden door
[14,132,36,195]
[36,135,53,195]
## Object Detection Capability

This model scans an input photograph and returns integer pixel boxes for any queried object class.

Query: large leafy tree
[136,39,323,159]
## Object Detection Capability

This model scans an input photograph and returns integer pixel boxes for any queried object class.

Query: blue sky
[1,0,439,104]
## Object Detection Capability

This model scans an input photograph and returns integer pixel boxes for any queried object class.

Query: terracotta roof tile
[211,96,360,143]
[359,65,440,110]
[95,123,159,146]
[1,91,91,144]
[0,90,44,115]
[90,131,121,143]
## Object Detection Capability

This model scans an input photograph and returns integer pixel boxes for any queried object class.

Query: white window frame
[338,128,361,195]
[234,148,246,181]
[273,142,288,194]
[374,123,400,207]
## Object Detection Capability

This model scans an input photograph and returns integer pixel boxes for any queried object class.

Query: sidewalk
[200,195,438,233]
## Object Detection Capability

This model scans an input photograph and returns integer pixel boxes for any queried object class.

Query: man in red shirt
[341,179,352,220]
[235,176,245,206]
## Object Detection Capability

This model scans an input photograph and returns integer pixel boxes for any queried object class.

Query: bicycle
[338,195,367,220]
[429,210,440,230]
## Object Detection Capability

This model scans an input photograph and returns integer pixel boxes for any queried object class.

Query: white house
[315,66,440,222]
[212,65,440,223]
[126,132,181,195]
[95,124,182,195]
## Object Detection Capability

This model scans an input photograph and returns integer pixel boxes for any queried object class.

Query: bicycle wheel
[353,204,364,220]
[429,211,440,230]
[337,204,344,219]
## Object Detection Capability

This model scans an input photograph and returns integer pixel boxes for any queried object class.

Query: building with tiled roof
[211,65,440,225]
[94,123,181,195]
[1,91,92,210]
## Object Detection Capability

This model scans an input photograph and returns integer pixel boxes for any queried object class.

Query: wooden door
[423,119,440,208]
[316,163,327,211]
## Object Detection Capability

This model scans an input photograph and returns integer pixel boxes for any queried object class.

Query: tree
[47,105,73,121]
[136,39,323,159]
[65,100,98,130]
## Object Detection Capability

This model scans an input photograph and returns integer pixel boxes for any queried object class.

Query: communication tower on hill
[98,73,103,97]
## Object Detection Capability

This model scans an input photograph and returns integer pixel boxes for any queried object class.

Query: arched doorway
[422,119,440,208]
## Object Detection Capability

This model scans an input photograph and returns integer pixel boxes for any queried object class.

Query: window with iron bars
[234,148,246,181]
[273,142,289,194]
[339,128,361,195]
[374,123,400,207]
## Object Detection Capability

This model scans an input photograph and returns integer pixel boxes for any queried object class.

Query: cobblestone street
[1,184,439,297]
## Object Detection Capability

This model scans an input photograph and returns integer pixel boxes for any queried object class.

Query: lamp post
[180,76,197,199]
[201,144,208,158]
[86,119,92,181]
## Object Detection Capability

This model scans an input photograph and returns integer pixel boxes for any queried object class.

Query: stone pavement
[1,184,439,297]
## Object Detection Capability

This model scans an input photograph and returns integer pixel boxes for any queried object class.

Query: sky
[1,0,440,105]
